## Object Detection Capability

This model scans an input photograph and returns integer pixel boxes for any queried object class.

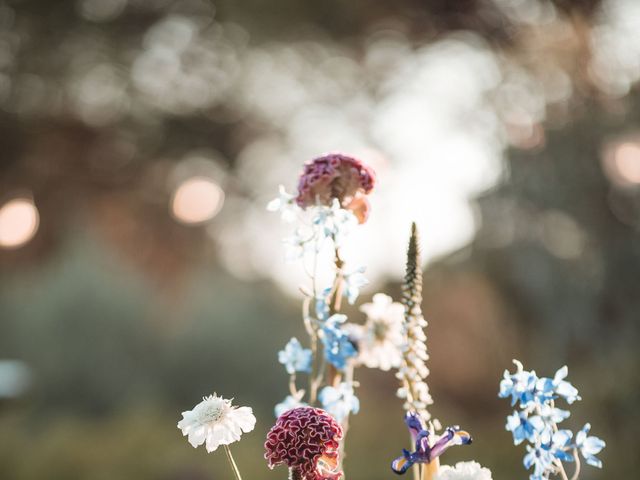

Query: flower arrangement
[176,153,605,480]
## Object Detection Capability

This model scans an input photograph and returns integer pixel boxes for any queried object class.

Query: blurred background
[0,0,639,478]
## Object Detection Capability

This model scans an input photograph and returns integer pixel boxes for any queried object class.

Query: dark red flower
[264,407,343,480]
[295,153,376,223]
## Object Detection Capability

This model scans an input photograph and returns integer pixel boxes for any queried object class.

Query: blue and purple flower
[391,412,472,475]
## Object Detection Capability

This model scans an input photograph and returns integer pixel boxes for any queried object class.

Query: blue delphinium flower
[278,338,312,375]
[266,185,299,223]
[499,360,605,480]
[506,410,546,445]
[321,314,357,370]
[548,430,575,462]
[319,382,360,421]
[537,403,571,425]
[274,394,308,417]
[311,199,357,246]
[536,366,581,404]
[342,266,368,305]
[575,423,606,468]
[499,360,538,406]
[390,412,472,475]
[523,444,556,480]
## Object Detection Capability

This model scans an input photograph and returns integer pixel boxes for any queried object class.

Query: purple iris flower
[391,412,472,475]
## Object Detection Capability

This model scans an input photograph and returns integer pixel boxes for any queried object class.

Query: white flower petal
[188,425,207,448]
[230,407,257,432]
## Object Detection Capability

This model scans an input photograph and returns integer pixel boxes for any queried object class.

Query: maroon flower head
[296,153,376,223]
[264,407,343,480]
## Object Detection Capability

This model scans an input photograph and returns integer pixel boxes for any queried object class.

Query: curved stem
[223,444,243,480]
[555,459,569,480]
[569,448,581,480]
[289,373,298,396]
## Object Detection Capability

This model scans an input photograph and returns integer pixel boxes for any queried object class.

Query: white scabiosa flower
[435,461,493,480]
[354,293,405,371]
[177,394,256,452]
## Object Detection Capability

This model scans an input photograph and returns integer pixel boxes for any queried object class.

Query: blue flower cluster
[499,360,605,480]
[321,314,357,370]
[319,382,360,421]
[278,338,312,375]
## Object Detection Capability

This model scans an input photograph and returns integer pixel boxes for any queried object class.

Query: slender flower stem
[411,439,421,480]
[570,447,581,480]
[555,459,569,480]
[422,458,439,480]
[336,362,354,472]
[223,445,243,480]
[289,373,298,396]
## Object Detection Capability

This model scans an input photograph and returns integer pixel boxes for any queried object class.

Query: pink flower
[264,406,344,480]
[296,153,376,223]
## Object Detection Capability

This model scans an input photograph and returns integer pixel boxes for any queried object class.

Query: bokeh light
[613,142,640,184]
[170,176,225,225]
[0,197,39,249]
[603,139,640,188]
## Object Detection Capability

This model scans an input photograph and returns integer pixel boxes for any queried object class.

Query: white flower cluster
[349,293,405,371]
[435,461,493,480]
[395,298,435,423]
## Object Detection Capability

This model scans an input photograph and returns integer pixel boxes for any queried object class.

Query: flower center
[196,397,226,424]
[373,320,389,340]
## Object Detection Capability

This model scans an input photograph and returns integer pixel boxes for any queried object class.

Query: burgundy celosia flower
[264,407,344,480]
[296,153,376,223]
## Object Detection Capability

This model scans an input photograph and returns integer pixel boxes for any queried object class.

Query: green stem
[223,444,243,480]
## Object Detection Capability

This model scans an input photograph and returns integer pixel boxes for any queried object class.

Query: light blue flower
[551,366,581,404]
[536,366,581,404]
[315,289,331,320]
[267,185,299,222]
[321,314,357,370]
[283,228,314,262]
[278,338,313,375]
[506,411,547,445]
[547,429,574,462]
[523,444,555,480]
[343,266,368,305]
[575,423,605,468]
[538,403,571,425]
[274,394,308,417]
[311,200,357,246]
[499,360,538,406]
[319,382,360,421]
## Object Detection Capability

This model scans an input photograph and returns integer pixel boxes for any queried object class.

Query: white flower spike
[177,393,256,453]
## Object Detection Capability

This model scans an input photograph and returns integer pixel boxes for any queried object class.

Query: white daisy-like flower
[435,461,493,480]
[177,394,256,452]
[354,293,405,371]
